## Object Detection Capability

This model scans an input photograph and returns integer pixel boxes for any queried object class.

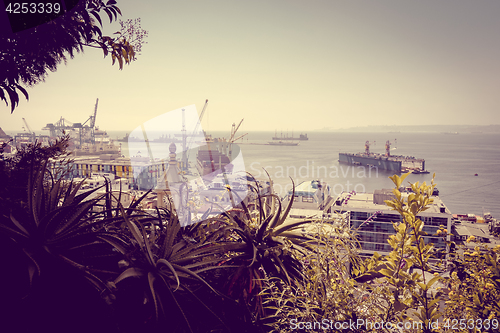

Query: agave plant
[204,177,321,321]
[102,197,245,333]
[0,146,130,332]
[0,158,120,290]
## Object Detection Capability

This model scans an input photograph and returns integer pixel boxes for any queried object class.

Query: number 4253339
[443,318,499,330]
[5,2,62,15]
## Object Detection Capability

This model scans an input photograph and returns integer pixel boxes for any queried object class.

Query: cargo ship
[338,140,427,173]
[272,130,308,141]
[267,141,299,146]
[196,142,231,177]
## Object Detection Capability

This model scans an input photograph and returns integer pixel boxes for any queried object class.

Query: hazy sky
[3,0,500,133]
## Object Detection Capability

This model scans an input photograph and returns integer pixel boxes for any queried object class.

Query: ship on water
[196,142,231,177]
[267,141,299,146]
[272,130,308,141]
[339,140,428,174]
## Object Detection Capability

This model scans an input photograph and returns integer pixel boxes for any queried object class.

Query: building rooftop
[334,190,452,216]
[453,221,500,245]
[288,180,324,196]
[288,208,323,219]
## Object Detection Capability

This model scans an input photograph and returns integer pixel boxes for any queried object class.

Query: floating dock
[272,130,308,141]
[338,140,426,173]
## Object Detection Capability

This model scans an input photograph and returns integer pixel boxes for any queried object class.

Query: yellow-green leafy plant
[353,172,446,332]
[260,215,367,332]
[443,242,500,333]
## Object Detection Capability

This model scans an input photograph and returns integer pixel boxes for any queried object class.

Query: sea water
[111,130,500,218]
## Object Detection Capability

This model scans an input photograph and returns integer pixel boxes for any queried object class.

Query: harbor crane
[188,99,209,145]
[43,98,99,146]
[183,99,209,171]
[385,139,397,156]
[42,117,73,137]
[22,118,33,135]
[16,117,36,143]
[365,140,376,155]
[385,140,391,156]
[227,118,247,157]
[229,119,245,143]
[82,98,99,144]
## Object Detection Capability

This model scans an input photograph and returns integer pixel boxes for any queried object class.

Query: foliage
[260,172,457,333]
[208,178,321,323]
[443,242,500,332]
[2,141,500,333]
[105,203,234,332]
[260,218,366,332]
[350,172,446,332]
[0,139,122,332]
[0,135,72,218]
[0,141,310,332]
[1,0,148,112]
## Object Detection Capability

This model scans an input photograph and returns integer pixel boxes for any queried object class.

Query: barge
[267,141,299,146]
[272,130,308,141]
[339,140,427,173]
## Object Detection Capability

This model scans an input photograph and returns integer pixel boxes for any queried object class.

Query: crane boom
[183,99,208,173]
[22,118,32,134]
[187,100,208,148]
[91,98,98,128]
[229,118,244,142]
[232,133,248,142]
[233,118,244,136]
[189,99,208,140]
[90,98,98,144]
[199,99,209,123]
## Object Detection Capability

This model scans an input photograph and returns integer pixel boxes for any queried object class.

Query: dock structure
[339,140,426,173]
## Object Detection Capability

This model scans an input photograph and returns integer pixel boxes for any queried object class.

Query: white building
[329,189,452,255]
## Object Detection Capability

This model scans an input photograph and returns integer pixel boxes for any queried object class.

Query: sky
[3,0,500,133]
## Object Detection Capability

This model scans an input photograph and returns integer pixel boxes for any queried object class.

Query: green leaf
[379,268,394,277]
[272,219,314,236]
[8,212,30,236]
[170,263,219,294]
[426,275,441,289]
[147,271,160,319]
[96,233,128,254]
[15,84,29,101]
[117,55,123,70]
[103,7,113,23]
[90,10,103,26]
[157,258,180,291]
[115,267,144,284]
[277,178,295,227]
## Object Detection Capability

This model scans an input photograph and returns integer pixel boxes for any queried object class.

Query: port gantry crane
[384,138,397,157]
[42,98,99,147]
[43,116,75,137]
[182,99,209,172]
[82,98,99,144]
[385,140,391,157]
[227,118,247,157]
[229,118,247,143]
[365,140,375,155]
[22,118,33,135]
[363,139,397,156]
[15,117,36,144]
